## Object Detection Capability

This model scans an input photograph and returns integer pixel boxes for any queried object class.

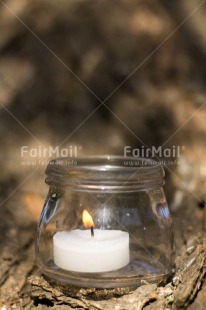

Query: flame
[82,210,94,228]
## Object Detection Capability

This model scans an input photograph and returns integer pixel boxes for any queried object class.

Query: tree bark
[1,198,206,310]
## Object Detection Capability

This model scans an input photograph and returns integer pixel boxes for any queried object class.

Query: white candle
[53,229,129,273]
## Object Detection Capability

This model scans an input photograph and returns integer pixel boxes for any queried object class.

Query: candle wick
[91,226,94,238]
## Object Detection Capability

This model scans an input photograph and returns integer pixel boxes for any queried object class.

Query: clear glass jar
[36,156,175,288]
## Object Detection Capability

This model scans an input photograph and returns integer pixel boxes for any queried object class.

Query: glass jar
[36,156,175,288]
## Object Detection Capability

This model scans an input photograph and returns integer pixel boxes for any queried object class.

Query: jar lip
[45,156,164,191]
[47,155,162,170]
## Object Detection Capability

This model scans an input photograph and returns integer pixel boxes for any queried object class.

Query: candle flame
[82,210,94,229]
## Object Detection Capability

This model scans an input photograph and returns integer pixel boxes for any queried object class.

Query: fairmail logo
[20,145,83,166]
[21,145,82,158]
[124,145,184,158]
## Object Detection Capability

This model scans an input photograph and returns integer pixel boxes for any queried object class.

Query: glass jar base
[38,259,172,288]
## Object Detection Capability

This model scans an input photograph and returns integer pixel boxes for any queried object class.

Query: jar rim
[45,156,165,191]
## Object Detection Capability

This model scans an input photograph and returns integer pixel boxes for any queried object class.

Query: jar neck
[45,156,165,192]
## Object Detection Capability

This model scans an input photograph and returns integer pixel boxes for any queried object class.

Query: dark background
[1,0,206,218]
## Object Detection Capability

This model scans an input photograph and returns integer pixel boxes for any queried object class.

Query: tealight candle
[53,210,130,272]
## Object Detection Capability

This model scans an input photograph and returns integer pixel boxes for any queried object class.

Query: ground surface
[1,0,206,309]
